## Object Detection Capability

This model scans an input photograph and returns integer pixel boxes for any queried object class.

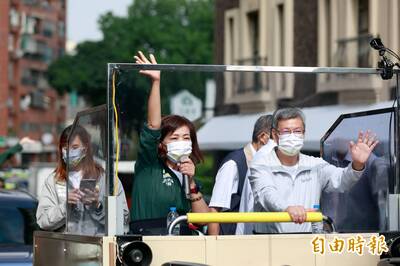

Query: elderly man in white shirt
[249,107,379,233]
[208,115,273,235]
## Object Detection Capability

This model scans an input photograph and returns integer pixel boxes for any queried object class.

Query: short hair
[252,115,273,143]
[160,115,203,164]
[272,107,306,130]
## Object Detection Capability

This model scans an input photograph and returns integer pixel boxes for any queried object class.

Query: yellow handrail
[187,212,323,223]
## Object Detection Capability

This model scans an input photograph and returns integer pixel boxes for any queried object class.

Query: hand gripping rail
[167,212,330,235]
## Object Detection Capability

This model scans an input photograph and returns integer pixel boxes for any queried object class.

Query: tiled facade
[0,0,67,160]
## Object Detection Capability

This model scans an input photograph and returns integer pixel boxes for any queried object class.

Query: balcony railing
[334,33,373,68]
[234,56,268,93]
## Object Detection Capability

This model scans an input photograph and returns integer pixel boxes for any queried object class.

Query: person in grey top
[249,107,379,233]
[36,125,129,235]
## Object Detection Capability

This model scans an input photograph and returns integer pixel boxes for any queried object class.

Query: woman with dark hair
[131,52,209,226]
[36,125,129,235]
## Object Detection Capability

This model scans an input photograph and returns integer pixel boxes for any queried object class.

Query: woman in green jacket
[130,52,209,226]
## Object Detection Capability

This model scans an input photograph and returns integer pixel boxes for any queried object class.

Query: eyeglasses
[275,128,305,136]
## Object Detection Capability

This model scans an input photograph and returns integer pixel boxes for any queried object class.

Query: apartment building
[0,0,67,162]
[214,0,400,114]
[317,0,399,104]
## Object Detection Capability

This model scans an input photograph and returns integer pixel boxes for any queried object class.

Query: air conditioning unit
[14,49,23,58]
[22,37,38,54]
[30,90,50,109]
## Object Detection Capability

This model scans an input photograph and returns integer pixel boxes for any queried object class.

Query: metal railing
[235,56,268,93]
[167,212,332,235]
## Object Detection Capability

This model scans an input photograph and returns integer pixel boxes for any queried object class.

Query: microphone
[180,155,191,199]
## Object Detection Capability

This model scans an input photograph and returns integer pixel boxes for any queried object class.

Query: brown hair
[54,125,104,181]
[159,115,203,164]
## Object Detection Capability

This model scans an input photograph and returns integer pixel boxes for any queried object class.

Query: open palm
[350,130,379,169]
[134,51,160,81]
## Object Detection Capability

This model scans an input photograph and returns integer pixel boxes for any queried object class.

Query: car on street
[0,189,38,266]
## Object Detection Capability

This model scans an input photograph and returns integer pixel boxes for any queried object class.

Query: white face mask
[278,133,304,156]
[62,147,86,167]
[166,140,192,163]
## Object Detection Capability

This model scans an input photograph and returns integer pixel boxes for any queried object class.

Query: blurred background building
[0,0,67,164]
[198,0,400,154]
[214,0,400,115]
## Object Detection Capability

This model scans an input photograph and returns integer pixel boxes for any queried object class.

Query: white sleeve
[36,176,66,231]
[209,160,239,210]
[318,158,364,193]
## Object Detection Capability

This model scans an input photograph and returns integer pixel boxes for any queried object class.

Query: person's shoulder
[219,148,245,166]
[253,143,276,162]
[44,172,60,186]
[225,148,244,158]
[217,158,238,173]
[251,148,276,167]
[259,140,277,153]
[299,153,329,168]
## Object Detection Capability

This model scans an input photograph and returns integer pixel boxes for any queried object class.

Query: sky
[67,0,132,45]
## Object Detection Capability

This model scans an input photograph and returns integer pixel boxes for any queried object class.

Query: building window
[9,8,19,27]
[236,11,263,93]
[30,90,50,109]
[278,4,285,66]
[58,21,65,38]
[357,0,369,67]
[229,17,234,65]
[277,3,286,91]
[22,0,39,6]
[21,34,37,55]
[42,123,53,133]
[23,16,40,35]
[247,11,260,60]
[21,122,31,133]
[325,0,332,66]
[22,39,53,63]
[42,20,55,37]
[21,68,39,86]
[42,45,53,63]
[41,0,51,9]
[334,0,371,67]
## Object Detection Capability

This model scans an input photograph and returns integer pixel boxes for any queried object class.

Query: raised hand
[134,51,160,82]
[350,130,379,171]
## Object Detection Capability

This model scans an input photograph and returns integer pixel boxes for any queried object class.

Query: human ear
[258,132,268,145]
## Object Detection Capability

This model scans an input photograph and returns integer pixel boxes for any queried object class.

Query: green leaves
[48,0,214,130]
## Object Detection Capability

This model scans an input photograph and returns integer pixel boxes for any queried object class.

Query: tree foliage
[48,0,214,131]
